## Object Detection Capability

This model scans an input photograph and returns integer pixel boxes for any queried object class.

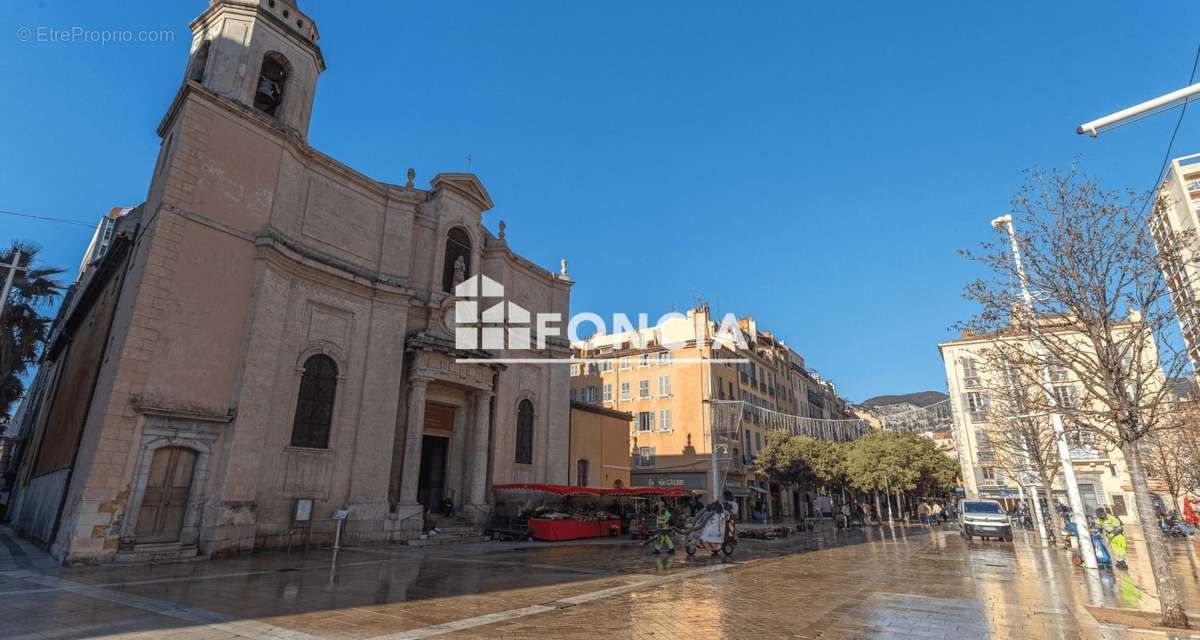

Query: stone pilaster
[399,377,430,505]
[468,391,494,507]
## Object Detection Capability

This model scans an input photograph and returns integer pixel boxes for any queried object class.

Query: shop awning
[492,483,690,498]
[749,485,768,495]
[492,483,602,497]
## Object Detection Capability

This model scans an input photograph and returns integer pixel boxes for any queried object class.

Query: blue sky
[2,1,1198,402]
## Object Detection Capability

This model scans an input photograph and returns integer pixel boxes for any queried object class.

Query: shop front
[490,483,689,541]
[630,472,709,492]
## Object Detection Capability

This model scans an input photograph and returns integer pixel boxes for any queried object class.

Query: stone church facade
[6,0,572,564]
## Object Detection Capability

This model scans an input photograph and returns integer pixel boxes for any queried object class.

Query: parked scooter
[1160,514,1194,537]
[1066,521,1112,569]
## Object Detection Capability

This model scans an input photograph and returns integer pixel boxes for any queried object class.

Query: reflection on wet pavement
[0,525,1196,639]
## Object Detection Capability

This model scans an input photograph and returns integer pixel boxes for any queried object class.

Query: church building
[6,0,572,564]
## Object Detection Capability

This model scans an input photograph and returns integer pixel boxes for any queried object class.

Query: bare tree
[1165,401,1200,501]
[976,358,1064,532]
[958,168,1192,629]
[1142,425,1189,515]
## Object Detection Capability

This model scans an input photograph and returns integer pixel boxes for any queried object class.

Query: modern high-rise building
[1150,153,1200,368]
[76,207,134,280]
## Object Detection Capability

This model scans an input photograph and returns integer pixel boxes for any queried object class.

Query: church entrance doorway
[418,435,449,509]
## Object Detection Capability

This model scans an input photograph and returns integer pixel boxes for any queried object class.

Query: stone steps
[403,518,487,546]
[405,534,489,547]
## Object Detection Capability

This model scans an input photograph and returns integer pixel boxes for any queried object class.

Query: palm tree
[1,241,65,419]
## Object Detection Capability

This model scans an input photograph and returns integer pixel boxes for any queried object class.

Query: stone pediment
[430,173,494,212]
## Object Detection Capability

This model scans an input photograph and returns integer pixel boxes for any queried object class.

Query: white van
[957,499,1013,542]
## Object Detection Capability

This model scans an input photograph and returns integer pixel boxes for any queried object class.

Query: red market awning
[605,486,691,498]
[492,483,603,497]
[492,483,690,498]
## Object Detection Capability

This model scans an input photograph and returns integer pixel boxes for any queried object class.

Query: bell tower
[183,0,325,138]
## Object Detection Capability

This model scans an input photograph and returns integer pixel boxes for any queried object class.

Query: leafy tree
[807,439,849,491]
[846,431,918,493]
[911,439,960,498]
[1,242,64,420]
[755,431,817,490]
[846,431,917,519]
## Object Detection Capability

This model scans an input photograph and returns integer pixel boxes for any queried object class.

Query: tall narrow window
[961,357,980,388]
[255,53,289,116]
[188,40,211,83]
[576,459,589,486]
[515,399,534,464]
[443,227,472,293]
[290,355,338,448]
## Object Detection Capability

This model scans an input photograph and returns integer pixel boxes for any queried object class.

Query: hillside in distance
[860,390,948,409]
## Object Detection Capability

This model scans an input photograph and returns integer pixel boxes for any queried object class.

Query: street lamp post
[1015,454,1050,545]
[1076,82,1200,136]
[991,215,1099,569]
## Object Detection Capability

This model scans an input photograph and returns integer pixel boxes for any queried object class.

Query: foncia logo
[453,275,533,351]
[452,275,750,364]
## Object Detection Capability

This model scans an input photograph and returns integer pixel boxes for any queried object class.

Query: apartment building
[938,324,1150,516]
[570,305,852,519]
[1150,153,1200,370]
[76,207,134,281]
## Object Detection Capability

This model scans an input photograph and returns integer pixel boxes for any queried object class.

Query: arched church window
[443,227,472,293]
[290,354,338,448]
[255,53,289,116]
[515,399,534,464]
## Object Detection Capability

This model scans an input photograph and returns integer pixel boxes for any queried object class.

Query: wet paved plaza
[1,524,1197,639]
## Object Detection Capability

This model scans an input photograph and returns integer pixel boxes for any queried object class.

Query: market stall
[490,483,689,542]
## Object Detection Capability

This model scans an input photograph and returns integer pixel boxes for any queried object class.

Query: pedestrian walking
[931,502,943,525]
[917,501,930,526]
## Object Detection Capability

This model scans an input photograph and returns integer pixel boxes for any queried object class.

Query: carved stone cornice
[130,396,236,424]
[406,335,503,391]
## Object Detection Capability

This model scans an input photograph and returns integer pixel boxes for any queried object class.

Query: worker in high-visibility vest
[1096,507,1127,569]
[653,503,675,554]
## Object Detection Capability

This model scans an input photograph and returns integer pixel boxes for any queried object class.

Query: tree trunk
[874,491,882,525]
[884,480,894,524]
[895,490,903,523]
[1123,441,1190,629]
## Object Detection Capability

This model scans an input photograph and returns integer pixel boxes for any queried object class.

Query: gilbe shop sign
[632,473,707,490]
